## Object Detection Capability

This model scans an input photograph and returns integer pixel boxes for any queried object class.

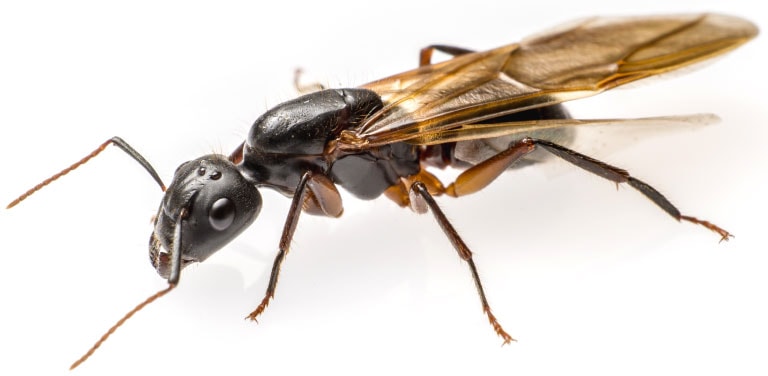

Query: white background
[1,1,765,375]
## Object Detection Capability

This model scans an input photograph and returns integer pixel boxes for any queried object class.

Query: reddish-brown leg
[409,181,515,344]
[443,137,730,240]
[419,45,475,66]
[246,171,343,322]
[293,68,326,95]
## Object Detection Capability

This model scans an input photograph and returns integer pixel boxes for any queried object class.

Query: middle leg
[409,180,515,344]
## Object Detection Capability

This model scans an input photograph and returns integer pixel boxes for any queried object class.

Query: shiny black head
[149,155,261,280]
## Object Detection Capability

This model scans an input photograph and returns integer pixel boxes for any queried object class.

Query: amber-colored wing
[337,13,756,150]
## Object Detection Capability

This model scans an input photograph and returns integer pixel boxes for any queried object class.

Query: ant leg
[419,45,475,66]
[228,141,245,164]
[444,139,536,197]
[293,68,326,94]
[409,181,515,344]
[446,137,731,240]
[292,44,474,95]
[246,172,343,322]
[529,138,732,241]
[384,168,447,207]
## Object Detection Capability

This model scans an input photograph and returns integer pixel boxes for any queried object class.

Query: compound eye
[209,198,235,231]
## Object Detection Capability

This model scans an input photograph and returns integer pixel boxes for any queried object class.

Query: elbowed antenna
[70,206,189,370]
[69,284,177,370]
[6,137,165,209]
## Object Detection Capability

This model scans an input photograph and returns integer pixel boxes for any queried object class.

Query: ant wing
[337,14,756,151]
[400,114,720,146]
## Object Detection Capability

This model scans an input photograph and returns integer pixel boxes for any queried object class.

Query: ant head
[149,154,261,280]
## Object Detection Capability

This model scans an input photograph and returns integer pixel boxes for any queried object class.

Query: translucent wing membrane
[340,14,756,150]
[404,114,721,146]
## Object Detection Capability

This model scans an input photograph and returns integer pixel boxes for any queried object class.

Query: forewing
[340,13,756,150]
